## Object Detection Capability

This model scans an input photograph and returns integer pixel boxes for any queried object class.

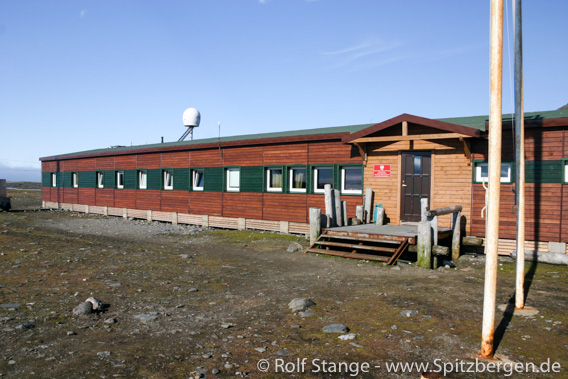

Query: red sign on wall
[373,164,391,178]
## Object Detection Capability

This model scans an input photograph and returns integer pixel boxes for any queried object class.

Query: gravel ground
[0,187,567,378]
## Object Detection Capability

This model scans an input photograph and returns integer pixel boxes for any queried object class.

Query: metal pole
[481,0,503,359]
[514,0,526,310]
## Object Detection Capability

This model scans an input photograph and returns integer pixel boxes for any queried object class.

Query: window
[341,167,363,194]
[138,170,147,190]
[226,168,240,192]
[475,162,512,183]
[289,167,307,193]
[266,168,283,192]
[163,170,173,190]
[192,169,204,191]
[72,172,79,188]
[97,172,104,189]
[51,173,57,187]
[565,161,568,183]
[116,171,125,189]
[313,166,333,193]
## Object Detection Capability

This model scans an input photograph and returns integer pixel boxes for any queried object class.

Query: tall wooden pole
[514,0,526,310]
[481,0,503,359]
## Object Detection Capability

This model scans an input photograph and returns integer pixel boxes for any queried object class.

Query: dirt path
[0,189,567,378]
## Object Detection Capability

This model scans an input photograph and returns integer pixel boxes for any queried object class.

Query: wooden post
[356,205,363,222]
[417,221,432,269]
[342,201,348,226]
[364,187,373,223]
[333,189,342,227]
[309,207,321,245]
[375,207,385,226]
[420,198,429,222]
[451,211,461,261]
[324,184,333,227]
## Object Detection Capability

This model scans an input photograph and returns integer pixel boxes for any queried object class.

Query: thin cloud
[322,39,402,70]
[80,9,87,18]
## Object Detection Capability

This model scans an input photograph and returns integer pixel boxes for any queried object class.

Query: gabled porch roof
[342,113,482,144]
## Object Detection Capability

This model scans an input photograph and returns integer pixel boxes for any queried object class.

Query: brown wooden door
[401,152,431,222]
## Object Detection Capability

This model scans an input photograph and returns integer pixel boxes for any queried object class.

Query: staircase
[305,229,411,265]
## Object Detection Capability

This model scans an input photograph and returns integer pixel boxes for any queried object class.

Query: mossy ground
[0,188,567,378]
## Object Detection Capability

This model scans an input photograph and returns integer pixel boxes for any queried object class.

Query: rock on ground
[72,302,93,316]
[288,298,315,312]
[322,324,349,333]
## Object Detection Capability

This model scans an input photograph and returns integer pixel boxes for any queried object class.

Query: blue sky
[0,0,566,181]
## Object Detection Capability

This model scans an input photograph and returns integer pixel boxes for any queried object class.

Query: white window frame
[564,161,568,183]
[341,167,363,195]
[475,162,512,183]
[138,170,147,190]
[226,168,240,192]
[266,167,283,192]
[72,172,79,188]
[116,171,125,189]
[163,170,174,190]
[51,173,57,187]
[289,167,307,193]
[96,172,104,189]
[313,166,333,194]
[192,169,204,191]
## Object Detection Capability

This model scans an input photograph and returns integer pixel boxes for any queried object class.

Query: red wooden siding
[263,143,308,165]
[161,152,189,168]
[95,189,114,207]
[135,190,161,211]
[136,154,161,169]
[115,155,137,170]
[222,193,263,219]
[95,157,115,170]
[78,188,96,205]
[308,141,361,164]
[471,183,565,242]
[62,160,79,171]
[189,192,222,216]
[222,146,263,166]
[42,161,57,172]
[161,191,189,213]
[263,193,307,222]
[78,158,95,171]
[189,150,224,167]
[63,188,78,204]
[115,189,136,209]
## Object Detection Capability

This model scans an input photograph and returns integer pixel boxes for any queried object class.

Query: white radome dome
[183,108,201,127]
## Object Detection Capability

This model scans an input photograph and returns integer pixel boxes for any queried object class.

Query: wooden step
[305,248,390,262]
[320,232,405,245]
[314,240,398,253]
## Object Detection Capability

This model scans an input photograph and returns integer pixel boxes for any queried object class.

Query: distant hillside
[559,103,568,110]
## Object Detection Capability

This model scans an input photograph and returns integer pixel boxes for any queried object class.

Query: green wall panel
[525,160,562,183]
[104,170,116,189]
[174,168,190,191]
[42,172,51,187]
[79,171,96,188]
[147,169,161,190]
[204,167,223,192]
[241,166,263,193]
[124,170,137,189]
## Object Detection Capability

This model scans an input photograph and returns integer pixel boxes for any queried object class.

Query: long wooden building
[40,109,568,255]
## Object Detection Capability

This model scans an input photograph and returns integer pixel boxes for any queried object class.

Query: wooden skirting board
[41,201,310,235]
